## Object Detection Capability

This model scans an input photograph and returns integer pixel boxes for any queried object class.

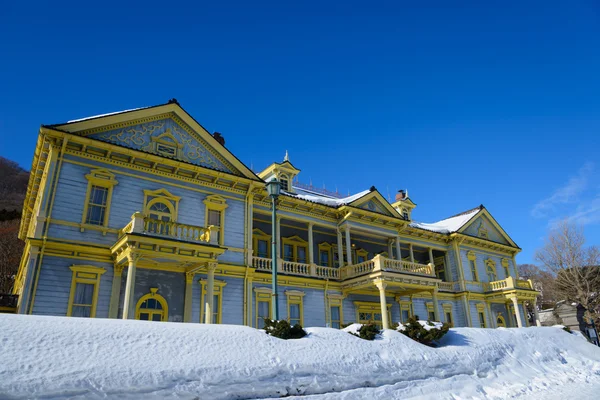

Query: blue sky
[1,1,599,264]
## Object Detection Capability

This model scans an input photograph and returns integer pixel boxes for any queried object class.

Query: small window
[67,266,105,318]
[428,311,436,321]
[157,143,177,157]
[257,300,270,328]
[330,306,341,328]
[136,289,168,322]
[289,303,301,325]
[208,209,222,243]
[297,246,307,264]
[479,312,486,328]
[280,179,289,191]
[401,309,410,322]
[470,260,478,282]
[445,312,452,325]
[85,185,109,225]
[71,282,95,317]
[319,250,330,267]
[283,244,294,261]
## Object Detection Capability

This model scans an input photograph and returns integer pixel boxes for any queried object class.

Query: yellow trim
[285,290,305,326]
[442,303,453,325]
[254,287,272,328]
[485,259,497,281]
[135,288,168,321]
[199,279,227,324]
[67,265,106,318]
[458,208,519,248]
[252,228,271,258]
[354,301,391,326]
[282,235,309,263]
[426,302,435,321]
[81,169,118,229]
[501,258,510,277]
[355,248,369,263]
[327,294,344,328]
[204,194,228,245]
[476,303,486,328]
[398,300,413,323]
[496,313,506,327]
[143,188,180,220]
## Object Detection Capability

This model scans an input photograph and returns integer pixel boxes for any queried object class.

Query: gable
[460,213,513,246]
[349,191,399,218]
[49,102,259,181]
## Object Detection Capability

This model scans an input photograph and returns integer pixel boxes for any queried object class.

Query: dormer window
[151,129,183,159]
[402,208,409,220]
[280,178,289,192]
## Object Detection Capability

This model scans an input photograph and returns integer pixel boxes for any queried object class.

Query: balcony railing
[483,277,534,292]
[252,254,434,281]
[120,212,214,244]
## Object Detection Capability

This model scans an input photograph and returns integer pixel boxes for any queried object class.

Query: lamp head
[266,179,281,198]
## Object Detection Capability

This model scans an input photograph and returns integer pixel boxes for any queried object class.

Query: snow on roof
[410,206,482,234]
[66,107,148,123]
[284,186,371,207]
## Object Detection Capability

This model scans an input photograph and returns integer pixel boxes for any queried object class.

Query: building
[13,100,539,329]
[539,302,599,345]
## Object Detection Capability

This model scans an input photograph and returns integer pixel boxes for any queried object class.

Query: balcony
[119,212,214,244]
[251,254,435,281]
[483,277,534,292]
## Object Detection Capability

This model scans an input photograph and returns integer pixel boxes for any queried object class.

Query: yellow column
[183,272,194,322]
[246,274,254,326]
[308,223,314,265]
[122,254,138,320]
[409,244,415,263]
[387,239,394,259]
[432,289,440,321]
[428,248,435,265]
[345,225,352,265]
[395,237,402,260]
[511,297,523,328]
[108,264,124,318]
[204,262,217,324]
[486,302,496,328]
[374,279,389,329]
[462,294,472,327]
[336,229,344,267]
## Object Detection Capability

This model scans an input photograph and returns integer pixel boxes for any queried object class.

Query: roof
[409,205,483,234]
[283,186,371,207]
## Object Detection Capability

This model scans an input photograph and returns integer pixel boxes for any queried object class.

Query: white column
[246,275,254,326]
[205,262,217,324]
[428,248,435,265]
[109,265,124,318]
[409,244,415,263]
[374,279,390,329]
[308,223,314,265]
[345,225,352,265]
[432,289,440,321]
[462,294,472,327]
[387,239,393,259]
[486,302,496,328]
[122,254,138,319]
[276,216,281,261]
[511,297,523,328]
[337,229,344,267]
[395,237,402,260]
[533,298,541,327]
[246,196,254,266]
[184,272,194,322]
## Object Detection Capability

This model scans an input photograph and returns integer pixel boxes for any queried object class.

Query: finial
[284,150,289,162]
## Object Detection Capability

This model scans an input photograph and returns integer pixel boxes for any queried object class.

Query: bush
[563,326,572,334]
[351,323,381,340]
[399,316,450,347]
[263,319,307,339]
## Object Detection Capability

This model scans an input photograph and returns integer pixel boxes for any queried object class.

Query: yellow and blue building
[13,100,540,329]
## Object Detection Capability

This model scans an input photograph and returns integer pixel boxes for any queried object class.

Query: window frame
[426,302,436,322]
[501,258,511,278]
[476,303,486,328]
[67,265,106,318]
[442,303,453,325]
[81,169,118,229]
[254,287,272,328]
[467,251,479,282]
[252,228,272,258]
[354,301,391,328]
[203,195,228,245]
[135,288,169,321]
[485,259,497,282]
[398,300,413,323]
[327,294,344,328]
[355,248,369,264]
[281,236,309,264]
[318,242,333,267]
[285,290,305,326]
[143,188,180,221]
[496,313,506,327]
[151,130,184,159]
[199,279,227,324]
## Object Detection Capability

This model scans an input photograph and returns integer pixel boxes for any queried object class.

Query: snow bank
[1,314,600,399]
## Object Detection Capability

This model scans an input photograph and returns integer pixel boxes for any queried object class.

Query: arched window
[485,259,497,282]
[136,288,168,321]
[496,314,506,327]
[148,200,174,222]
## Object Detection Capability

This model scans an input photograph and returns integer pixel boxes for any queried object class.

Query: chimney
[213,132,225,146]
[395,189,406,202]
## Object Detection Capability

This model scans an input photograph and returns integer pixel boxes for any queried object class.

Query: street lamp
[266,179,281,320]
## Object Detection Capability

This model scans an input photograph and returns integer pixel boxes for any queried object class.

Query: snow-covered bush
[263,319,307,339]
[398,316,450,347]
[343,323,380,340]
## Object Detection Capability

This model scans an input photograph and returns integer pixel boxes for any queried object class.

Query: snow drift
[1,314,599,399]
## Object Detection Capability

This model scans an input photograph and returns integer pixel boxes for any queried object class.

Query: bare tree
[0,219,23,293]
[535,220,600,322]
[518,263,558,309]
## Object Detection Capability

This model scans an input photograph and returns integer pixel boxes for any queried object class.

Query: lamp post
[266,179,281,321]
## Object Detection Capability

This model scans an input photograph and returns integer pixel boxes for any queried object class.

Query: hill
[0,156,29,215]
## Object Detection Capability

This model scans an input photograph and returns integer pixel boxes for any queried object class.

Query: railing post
[506,276,515,289]
[373,254,383,272]
[131,212,145,233]
[310,263,317,277]
[427,262,434,276]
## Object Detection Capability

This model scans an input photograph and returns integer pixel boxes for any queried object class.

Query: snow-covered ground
[1,314,600,399]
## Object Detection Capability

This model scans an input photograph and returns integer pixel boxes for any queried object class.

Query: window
[355,301,391,328]
[204,195,228,245]
[200,279,227,324]
[485,259,497,282]
[426,303,435,321]
[282,236,309,264]
[398,301,412,323]
[252,229,271,258]
[402,208,409,220]
[255,288,272,328]
[442,304,453,325]
[67,266,106,318]
[355,249,369,264]
[502,259,510,278]
[330,306,341,328]
[476,304,486,328]
[435,262,446,281]
[136,288,168,321]
[497,314,506,327]
[467,251,478,282]
[152,130,183,158]
[157,143,177,157]
[286,291,304,326]
[318,243,333,267]
[82,169,118,228]
[143,189,179,235]
[328,295,344,328]
[280,178,289,192]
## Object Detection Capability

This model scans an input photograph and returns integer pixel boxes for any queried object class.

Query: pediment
[459,210,517,247]
[50,103,258,180]
[348,191,399,218]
